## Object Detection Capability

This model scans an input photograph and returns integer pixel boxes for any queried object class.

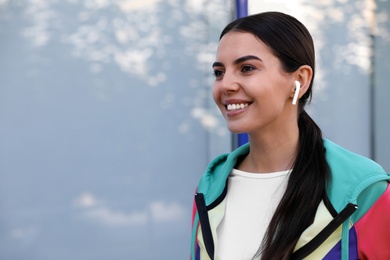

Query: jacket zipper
[195,193,215,259]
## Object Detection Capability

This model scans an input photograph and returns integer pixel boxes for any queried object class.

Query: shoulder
[324,139,389,210]
[197,143,250,203]
[324,139,390,258]
[324,139,384,175]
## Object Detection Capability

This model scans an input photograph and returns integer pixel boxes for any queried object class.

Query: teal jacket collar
[197,138,389,211]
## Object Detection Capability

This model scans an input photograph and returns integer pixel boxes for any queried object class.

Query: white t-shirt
[216,168,290,260]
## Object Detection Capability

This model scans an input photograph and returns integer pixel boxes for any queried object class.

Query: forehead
[216,31,273,61]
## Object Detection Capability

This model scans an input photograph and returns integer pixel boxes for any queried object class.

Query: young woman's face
[212,31,296,134]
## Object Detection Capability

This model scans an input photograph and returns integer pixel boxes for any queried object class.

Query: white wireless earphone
[292,81,301,105]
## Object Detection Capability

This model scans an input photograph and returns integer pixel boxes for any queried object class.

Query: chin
[227,125,248,134]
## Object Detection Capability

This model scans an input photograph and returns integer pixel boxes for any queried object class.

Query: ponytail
[257,110,331,260]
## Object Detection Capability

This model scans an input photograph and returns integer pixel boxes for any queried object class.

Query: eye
[213,69,224,79]
[241,65,255,73]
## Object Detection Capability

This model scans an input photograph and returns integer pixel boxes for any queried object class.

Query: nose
[218,71,240,93]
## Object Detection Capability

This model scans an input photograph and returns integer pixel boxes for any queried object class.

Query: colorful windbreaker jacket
[191,139,390,260]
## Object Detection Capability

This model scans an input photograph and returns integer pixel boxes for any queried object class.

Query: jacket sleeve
[355,182,390,259]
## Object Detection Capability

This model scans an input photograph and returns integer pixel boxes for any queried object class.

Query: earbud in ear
[292,81,301,105]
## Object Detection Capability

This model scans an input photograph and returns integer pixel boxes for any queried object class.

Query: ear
[290,65,313,100]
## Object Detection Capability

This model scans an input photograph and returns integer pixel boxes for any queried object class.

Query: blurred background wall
[0,1,232,259]
[0,0,388,259]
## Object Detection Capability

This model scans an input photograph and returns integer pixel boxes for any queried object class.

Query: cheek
[212,84,220,105]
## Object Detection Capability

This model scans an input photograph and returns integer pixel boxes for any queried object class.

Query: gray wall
[0,1,231,259]
[374,0,390,171]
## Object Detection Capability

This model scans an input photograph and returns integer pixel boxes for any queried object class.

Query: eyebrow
[235,55,262,64]
[212,55,263,68]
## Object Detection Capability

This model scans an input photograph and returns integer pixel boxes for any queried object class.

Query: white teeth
[227,103,249,111]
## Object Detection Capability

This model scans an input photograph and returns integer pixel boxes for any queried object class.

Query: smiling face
[212,31,297,135]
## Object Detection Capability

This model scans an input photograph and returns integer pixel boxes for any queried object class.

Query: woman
[190,12,390,260]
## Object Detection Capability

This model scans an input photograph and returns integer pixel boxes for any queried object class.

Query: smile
[226,103,250,111]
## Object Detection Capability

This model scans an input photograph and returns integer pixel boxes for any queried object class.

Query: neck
[238,125,299,173]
